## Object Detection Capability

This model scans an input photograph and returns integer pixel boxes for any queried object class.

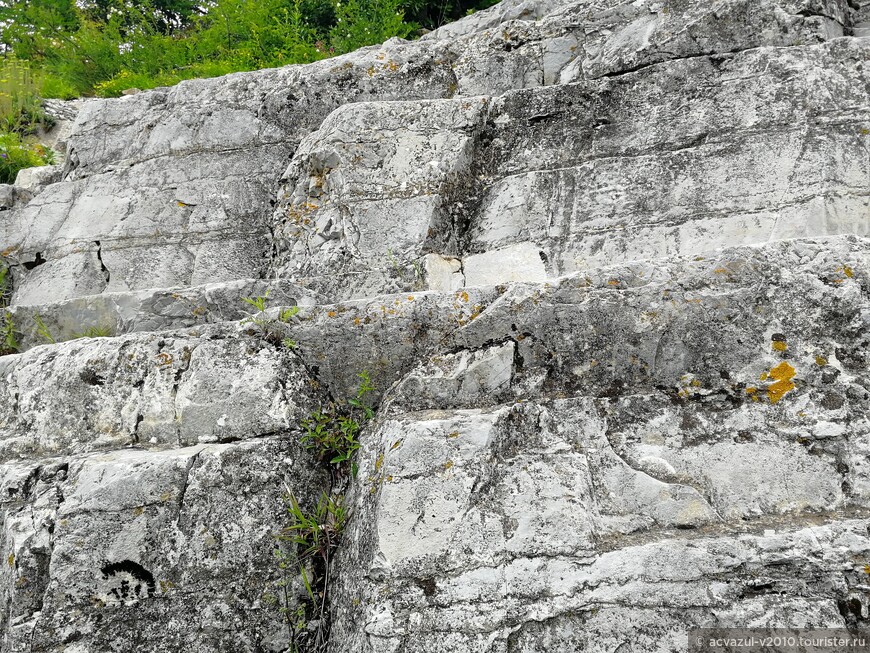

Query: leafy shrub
[0,132,55,184]
[39,73,80,101]
[329,0,413,53]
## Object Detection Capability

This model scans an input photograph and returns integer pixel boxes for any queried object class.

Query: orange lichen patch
[353,317,362,326]
[327,310,338,318]
[745,387,760,402]
[864,563,870,575]
[767,361,796,404]
[389,440,402,451]
[815,356,828,366]
[447,431,460,439]
[155,352,173,367]
[607,279,621,286]
[759,371,769,381]
[772,340,787,352]
[713,267,729,275]
[407,295,414,301]
[443,460,454,470]
[841,265,854,278]
[457,291,469,302]
[374,454,384,472]
[7,553,13,567]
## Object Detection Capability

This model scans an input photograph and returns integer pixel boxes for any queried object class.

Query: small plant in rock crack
[275,490,347,653]
[300,371,375,477]
[0,310,18,355]
[0,264,11,308]
[240,291,302,349]
[32,313,55,344]
[280,306,300,322]
[70,325,114,339]
[242,290,270,313]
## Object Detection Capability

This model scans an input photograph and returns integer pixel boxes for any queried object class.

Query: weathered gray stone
[0,185,16,211]
[328,236,870,651]
[1,438,327,653]
[13,166,62,197]
[7,277,319,352]
[1,0,869,651]
[0,326,322,461]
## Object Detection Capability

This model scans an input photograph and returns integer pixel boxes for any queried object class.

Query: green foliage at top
[0,0,498,98]
[0,58,56,184]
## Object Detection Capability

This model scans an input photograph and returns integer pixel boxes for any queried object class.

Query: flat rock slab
[0,438,326,652]
[0,326,322,461]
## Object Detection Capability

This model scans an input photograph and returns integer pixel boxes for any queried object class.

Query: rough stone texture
[7,277,319,351]
[1,0,870,651]
[1,439,327,653]
[328,236,870,651]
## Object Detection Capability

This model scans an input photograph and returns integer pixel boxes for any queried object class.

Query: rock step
[2,234,868,652]
[6,277,319,353]
[1,234,865,459]
[3,1,866,308]
[332,515,870,651]
[270,38,870,299]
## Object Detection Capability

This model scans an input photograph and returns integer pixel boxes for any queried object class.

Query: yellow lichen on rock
[766,361,796,404]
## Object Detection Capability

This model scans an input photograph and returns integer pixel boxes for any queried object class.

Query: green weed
[276,490,347,652]
[32,313,55,344]
[242,289,270,313]
[1,310,18,355]
[280,306,300,322]
[0,132,55,184]
[70,325,114,339]
[301,371,374,474]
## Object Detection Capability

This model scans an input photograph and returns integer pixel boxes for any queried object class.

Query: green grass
[0,0,500,100]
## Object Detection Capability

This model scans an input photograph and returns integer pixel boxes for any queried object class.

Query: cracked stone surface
[1,0,870,651]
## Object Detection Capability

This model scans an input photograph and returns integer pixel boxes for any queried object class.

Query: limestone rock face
[1,0,870,651]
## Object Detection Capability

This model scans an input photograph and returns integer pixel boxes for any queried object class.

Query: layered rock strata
[0,1,869,651]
